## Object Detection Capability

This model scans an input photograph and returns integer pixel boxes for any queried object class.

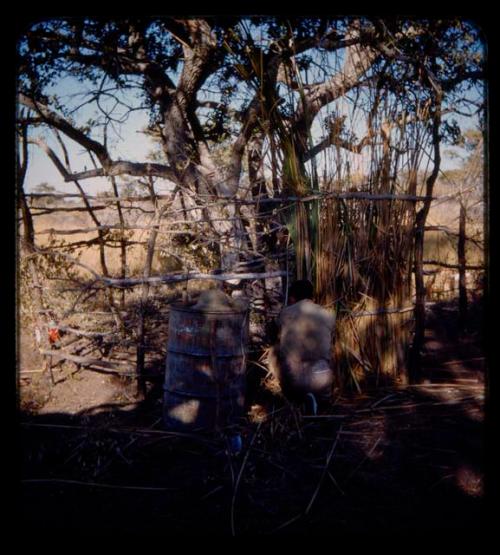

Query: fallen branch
[57,326,117,338]
[101,270,289,288]
[21,478,177,491]
[39,349,135,373]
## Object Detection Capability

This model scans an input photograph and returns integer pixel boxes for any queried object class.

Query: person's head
[288,279,314,305]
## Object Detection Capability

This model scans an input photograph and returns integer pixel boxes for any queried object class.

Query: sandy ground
[18,327,140,416]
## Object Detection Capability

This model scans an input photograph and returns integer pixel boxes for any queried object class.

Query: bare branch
[65,162,176,182]
[19,93,110,166]
[304,129,372,161]
[25,119,175,182]
[101,270,289,288]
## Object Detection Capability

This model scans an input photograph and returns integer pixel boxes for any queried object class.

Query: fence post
[458,202,468,330]
[409,96,442,382]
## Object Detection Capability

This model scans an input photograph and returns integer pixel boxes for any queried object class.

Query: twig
[344,435,383,485]
[20,422,219,444]
[271,512,304,533]
[301,414,350,420]
[200,485,224,501]
[304,424,343,515]
[63,438,87,466]
[57,326,116,338]
[230,421,263,537]
[327,471,346,496]
[291,405,304,440]
[370,393,398,409]
[39,349,135,374]
[22,478,178,491]
[354,396,482,413]
[429,473,455,490]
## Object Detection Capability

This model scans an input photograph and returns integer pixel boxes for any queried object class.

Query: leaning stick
[21,478,177,492]
[39,349,134,373]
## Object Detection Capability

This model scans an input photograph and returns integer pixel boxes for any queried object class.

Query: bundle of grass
[316,190,416,391]
[333,296,414,392]
[237,29,438,393]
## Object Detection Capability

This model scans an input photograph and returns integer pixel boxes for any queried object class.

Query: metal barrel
[163,303,248,431]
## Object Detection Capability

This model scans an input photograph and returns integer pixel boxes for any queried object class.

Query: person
[275,280,336,413]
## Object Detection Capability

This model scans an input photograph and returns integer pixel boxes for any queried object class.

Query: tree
[18,18,483,262]
[17,17,485,384]
[32,181,57,205]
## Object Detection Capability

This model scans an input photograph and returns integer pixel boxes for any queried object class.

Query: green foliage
[442,119,464,146]
[18,17,485,166]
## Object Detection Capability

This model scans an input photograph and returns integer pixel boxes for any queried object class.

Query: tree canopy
[17,16,485,272]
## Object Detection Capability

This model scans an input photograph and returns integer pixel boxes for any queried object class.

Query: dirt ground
[18,328,139,415]
[17,298,489,536]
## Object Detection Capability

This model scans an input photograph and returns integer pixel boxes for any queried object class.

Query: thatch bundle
[259,62,434,391]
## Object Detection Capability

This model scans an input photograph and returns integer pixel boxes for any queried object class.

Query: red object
[48,327,60,344]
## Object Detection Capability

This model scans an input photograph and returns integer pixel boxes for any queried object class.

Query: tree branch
[19,93,110,166]
[304,128,372,161]
[64,162,176,182]
[21,98,176,181]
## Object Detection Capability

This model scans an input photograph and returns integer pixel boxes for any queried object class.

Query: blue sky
[23,67,483,195]
[23,75,165,194]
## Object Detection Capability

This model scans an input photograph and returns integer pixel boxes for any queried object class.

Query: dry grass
[33,207,156,276]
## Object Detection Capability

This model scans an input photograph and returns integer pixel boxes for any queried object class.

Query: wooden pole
[135,179,170,397]
[16,121,53,380]
[409,94,442,382]
[110,176,127,310]
[458,202,468,330]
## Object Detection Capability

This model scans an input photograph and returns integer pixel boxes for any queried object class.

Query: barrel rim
[169,303,248,315]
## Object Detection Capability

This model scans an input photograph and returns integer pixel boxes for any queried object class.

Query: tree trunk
[409,99,442,382]
[16,123,53,380]
[458,202,467,330]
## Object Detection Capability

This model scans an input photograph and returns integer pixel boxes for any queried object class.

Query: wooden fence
[18,185,484,392]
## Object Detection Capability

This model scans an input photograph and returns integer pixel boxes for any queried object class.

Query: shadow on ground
[18,297,488,536]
